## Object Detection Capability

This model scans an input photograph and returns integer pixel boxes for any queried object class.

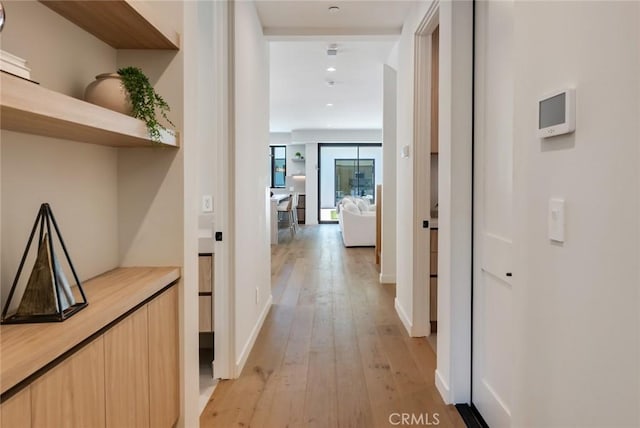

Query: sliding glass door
[318,143,382,223]
[334,159,375,204]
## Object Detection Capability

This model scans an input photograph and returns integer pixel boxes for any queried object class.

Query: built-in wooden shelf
[39,0,180,50]
[0,267,181,397]
[0,72,179,148]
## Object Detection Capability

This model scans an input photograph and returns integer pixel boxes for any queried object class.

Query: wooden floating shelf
[0,266,181,396]
[0,72,179,148]
[39,0,180,50]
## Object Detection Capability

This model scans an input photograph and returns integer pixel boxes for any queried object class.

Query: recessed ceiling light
[326,103,333,107]
[328,6,340,14]
[327,67,336,72]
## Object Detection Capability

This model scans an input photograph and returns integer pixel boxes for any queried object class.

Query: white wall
[197,0,216,233]
[394,0,429,337]
[510,2,640,426]
[286,143,306,176]
[381,64,397,283]
[393,0,473,405]
[0,1,119,304]
[292,128,382,143]
[233,0,272,374]
[305,142,319,225]
[269,132,291,145]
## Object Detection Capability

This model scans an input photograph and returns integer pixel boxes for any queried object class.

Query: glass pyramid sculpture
[2,203,87,323]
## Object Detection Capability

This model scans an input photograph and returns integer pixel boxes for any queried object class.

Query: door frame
[412,5,438,339]
[212,0,234,381]
[412,0,474,405]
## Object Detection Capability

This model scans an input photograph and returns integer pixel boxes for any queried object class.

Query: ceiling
[269,40,396,132]
[262,1,415,133]
[256,1,416,36]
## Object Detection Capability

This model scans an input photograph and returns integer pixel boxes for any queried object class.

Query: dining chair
[276,195,296,237]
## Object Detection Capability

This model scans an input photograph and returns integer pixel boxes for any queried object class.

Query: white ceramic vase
[84,73,133,115]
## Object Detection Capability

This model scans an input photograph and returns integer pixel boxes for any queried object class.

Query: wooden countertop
[0,267,180,396]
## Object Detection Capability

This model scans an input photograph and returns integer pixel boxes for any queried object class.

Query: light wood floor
[200,225,464,427]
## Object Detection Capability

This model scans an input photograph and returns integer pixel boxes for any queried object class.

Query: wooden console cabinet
[199,254,214,333]
[0,268,180,428]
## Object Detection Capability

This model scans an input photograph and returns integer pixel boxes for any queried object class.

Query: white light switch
[548,198,565,242]
[202,195,213,213]
[400,145,410,158]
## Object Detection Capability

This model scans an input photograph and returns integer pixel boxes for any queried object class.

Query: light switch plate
[548,198,565,242]
[400,145,410,158]
[202,195,213,213]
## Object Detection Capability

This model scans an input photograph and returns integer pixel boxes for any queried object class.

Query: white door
[472,1,514,426]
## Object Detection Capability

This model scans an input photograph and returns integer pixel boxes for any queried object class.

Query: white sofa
[338,198,376,247]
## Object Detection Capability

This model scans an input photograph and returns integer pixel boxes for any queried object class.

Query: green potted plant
[295,152,302,159]
[117,67,175,142]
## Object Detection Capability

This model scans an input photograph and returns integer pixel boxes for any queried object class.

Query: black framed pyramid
[1,203,88,324]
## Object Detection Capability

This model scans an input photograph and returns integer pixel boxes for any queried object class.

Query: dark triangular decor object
[2,203,87,324]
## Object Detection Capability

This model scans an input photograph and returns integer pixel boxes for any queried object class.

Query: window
[270,146,286,188]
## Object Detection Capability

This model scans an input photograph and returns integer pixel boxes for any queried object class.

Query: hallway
[201,225,463,427]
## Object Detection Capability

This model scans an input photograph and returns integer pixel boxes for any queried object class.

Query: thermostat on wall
[537,88,575,138]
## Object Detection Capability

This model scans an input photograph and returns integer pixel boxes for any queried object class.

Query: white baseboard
[379,273,396,284]
[235,293,273,376]
[394,298,412,336]
[435,369,451,404]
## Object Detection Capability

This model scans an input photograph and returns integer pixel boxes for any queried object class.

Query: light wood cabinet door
[0,386,30,428]
[148,286,180,428]
[430,230,438,253]
[31,337,105,428]
[198,255,213,293]
[199,296,213,332]
[430,253,438,276]
[104,307,149,428]
[430,278,438,322]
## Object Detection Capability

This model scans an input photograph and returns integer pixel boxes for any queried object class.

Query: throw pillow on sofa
[342,200,360,214]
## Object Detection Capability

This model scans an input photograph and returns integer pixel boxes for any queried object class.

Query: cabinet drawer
[430,253,438,276]
[430,230,438,253]
[32,337,105,428]
[104,307,149,428]
[430,278,438,322]
[198,255,213,293]
[199,296,213,332]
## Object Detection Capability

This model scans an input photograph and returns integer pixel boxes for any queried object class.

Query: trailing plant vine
[117,66,174,142]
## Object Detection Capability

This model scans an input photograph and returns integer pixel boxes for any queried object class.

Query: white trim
[395,297,413,336]
[181,3,201,428]
[410,1,439,343]
[212,0,234,381]
[379,273,396,284]
[435,369,451,404]
[436,0,474,404]
[235,294,273,375]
